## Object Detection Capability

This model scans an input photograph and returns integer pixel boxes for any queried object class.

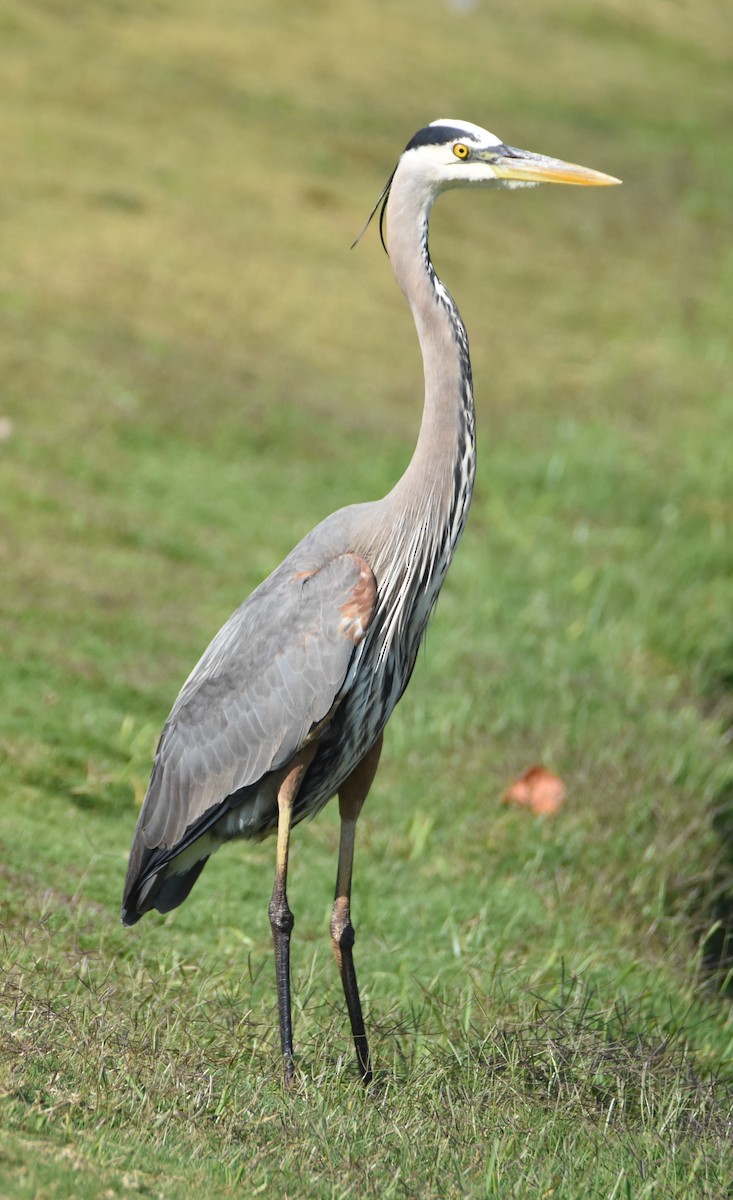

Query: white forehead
[430,118,502,145]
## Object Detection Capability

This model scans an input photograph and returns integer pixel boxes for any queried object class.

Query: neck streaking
[367,167,477,665]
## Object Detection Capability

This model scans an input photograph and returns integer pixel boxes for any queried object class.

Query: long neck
[351,167,477,669]
[380,167,476,563]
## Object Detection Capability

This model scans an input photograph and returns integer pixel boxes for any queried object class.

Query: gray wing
[123,552,375,899]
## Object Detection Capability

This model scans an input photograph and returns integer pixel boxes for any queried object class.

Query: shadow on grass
[698,782,733,992]
[465,978,732,1137]
[692,643,733,993]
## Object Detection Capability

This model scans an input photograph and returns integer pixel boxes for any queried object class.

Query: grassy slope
[1,0,733,1195]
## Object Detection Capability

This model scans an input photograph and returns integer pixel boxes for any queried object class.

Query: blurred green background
[1,1,732,1196]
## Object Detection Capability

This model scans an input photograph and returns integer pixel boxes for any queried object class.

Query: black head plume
[351,165,396,255]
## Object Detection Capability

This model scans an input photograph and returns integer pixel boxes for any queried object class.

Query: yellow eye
[453,143,470,160]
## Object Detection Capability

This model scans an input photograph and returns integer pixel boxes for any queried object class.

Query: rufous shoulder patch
[339,556,377,645]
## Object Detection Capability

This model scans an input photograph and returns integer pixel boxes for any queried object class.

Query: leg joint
[331,909,355,951]
[269,896,294,935]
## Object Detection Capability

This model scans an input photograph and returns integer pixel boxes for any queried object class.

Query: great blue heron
[122,119,619,1084]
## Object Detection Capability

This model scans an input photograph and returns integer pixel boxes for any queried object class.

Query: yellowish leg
[269,746,316,1086]
[331,733,383,1083]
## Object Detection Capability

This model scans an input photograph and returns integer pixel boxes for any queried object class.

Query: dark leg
[269,748,315,1086]
[331,733,383,1083]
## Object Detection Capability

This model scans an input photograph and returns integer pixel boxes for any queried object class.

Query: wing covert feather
[135,553,376,854]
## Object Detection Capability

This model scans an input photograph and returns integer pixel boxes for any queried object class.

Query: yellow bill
[485,147,621,187]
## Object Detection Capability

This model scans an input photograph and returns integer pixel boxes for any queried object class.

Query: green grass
[2,0,733,1195]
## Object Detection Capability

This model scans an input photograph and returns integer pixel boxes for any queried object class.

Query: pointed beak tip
[595,172,623,187]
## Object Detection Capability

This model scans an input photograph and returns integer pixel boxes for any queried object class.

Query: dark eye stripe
[404,125,480,152]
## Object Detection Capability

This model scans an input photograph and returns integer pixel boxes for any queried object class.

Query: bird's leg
[331,732,383,1084]
[269,745,316,1087]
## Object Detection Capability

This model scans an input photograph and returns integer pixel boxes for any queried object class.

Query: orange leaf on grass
[503,765,566,816]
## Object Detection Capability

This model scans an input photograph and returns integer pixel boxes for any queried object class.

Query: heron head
[354,118,620,252]
[400,118,621,193]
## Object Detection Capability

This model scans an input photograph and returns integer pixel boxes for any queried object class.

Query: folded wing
[122,552,376,920]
